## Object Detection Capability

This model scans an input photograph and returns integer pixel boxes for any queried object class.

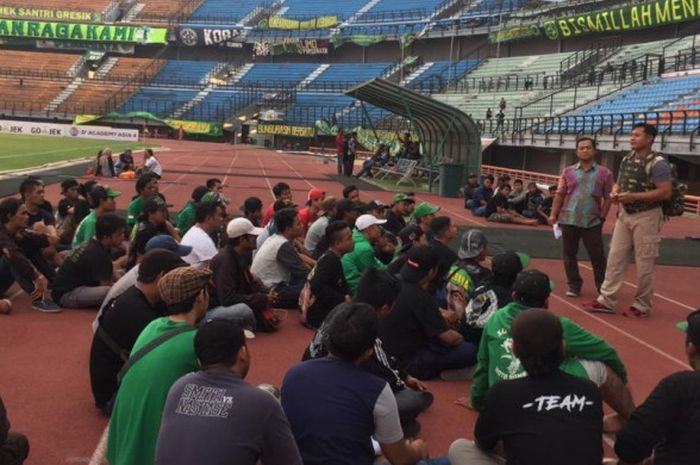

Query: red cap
[307,188,326,205]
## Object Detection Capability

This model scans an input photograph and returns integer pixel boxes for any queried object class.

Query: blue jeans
[274,277,306,309]
[203,303,256,329]
[472,205,487,217]
[407,340,478,380]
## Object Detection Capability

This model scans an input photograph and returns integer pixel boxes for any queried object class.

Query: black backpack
[645,155,687,218]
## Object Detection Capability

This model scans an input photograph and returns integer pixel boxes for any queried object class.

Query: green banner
[0,19,167,44]
[74,112,223,137]
[542,0,700,40]
[489,24,541,44]
[331,34,386,47]
[257,123,315,138]
[0,6,101,21]
[258,15,338,30]
[314,120,409,155]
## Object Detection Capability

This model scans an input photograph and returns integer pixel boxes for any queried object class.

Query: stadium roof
[345,78,481,184]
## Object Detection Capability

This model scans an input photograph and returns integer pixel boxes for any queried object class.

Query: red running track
[0,140,698,464]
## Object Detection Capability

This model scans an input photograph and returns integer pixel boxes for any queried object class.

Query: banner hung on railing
[258,15,338,30]
[489,24,541,44]
[253,38,330,56]
[0,6,102,22]
[74,112,223,137]
[331,34,386,47]
[36,39,136,54]
[0,19,168,44]
[542,0,700,40]
[257,123,315,138]
[0,119,138,142]
[175,26,245,48]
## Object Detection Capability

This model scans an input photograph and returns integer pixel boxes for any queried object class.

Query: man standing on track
[584,123,672,318]
[548,137,614,297]
[335,129,346,176]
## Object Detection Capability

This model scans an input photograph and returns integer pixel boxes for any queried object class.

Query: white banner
[0,119,139,142]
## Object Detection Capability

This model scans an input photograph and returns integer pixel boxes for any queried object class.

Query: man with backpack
[585,123,674,318]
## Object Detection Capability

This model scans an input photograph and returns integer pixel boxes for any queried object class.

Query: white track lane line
[273,152,315,189]
[257,157,275,200]
[549,292,690,369]
[88,424,109,465]
[159,156,211,194]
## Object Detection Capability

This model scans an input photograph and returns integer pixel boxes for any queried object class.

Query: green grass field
[0,133,156,172]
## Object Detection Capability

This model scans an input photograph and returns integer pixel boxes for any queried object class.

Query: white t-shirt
[181,225,218,268]
[145,156,162,176]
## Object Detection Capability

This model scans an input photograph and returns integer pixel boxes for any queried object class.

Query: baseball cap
[158,266,213,307]
[367,200,388,211]
[355,214,387,231]
[145,234,193,256]
[458,229,488,259]
[201,191,228,206]
[513,270,555,304]
[92,185,122,200]
[320,196,337,215]
[143,196,169,214]
[392,193,415,204]
[397,225,423,254]
[61,178,79,193]
[306,188,325,206]
[400,245,438,283]
[412,202,440,221]
[227,217,264,239]
[677,309,700,347]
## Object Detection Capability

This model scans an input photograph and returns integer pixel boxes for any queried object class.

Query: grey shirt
[156,368,302,465]
[304,215,329,254]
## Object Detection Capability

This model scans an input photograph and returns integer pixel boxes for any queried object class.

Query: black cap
[513,270,553,304]
[677,309,700,348]
[143,196,169,214]
[400,245,438,283]
[397,225,423,254]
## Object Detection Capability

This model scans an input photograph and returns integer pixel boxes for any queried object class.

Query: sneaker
[243,329,256,339]
[565,290,580,297]
[0,299,11,315]
[622,307,650,318]
[583,300,614,314]
[31,299,62,313]
[440,365,476,381]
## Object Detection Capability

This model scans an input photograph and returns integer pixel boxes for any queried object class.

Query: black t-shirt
[384,210,406,236]
[379,280,449,363]
[57,198,75,219]
[476,371,603,465]
[615,371,700,465]
[485,193,509,217]
[51,238,113,302]
[131,221,167,260]
[307,251,349,328]
[89,285,167,407]
[428,240,458,295]
[27,207,55,228]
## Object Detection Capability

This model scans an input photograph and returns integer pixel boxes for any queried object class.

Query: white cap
[226,218,264,239]
[355,214,387,231]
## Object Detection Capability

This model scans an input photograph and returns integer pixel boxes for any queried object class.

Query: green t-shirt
[72,210,96,248]
[127,197,142,230]
[470,302,627,410]
[176,201,196,235]
[341,229,386,293]
[107,318,198,465]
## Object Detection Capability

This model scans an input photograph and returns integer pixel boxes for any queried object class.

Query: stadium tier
[279,0,368,20]
[0,0,109,12]
[238,63,320,87]
[118,87,199,117]
[150,60,220,86]
[0,50,80,76]
[189,0,267,23]
[307,63,392,90]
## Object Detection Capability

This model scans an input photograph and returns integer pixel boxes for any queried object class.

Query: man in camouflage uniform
[585,123,672,318]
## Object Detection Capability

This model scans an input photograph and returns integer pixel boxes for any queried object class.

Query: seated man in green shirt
[468,269,634,423]
[107,266,212,465]
[127,173,160,231]
[72,186,121,248]
[176,185,209,235]
[341,214,387,293]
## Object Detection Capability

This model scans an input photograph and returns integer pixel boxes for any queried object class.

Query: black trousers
[343,154,355,177]
[560,223,607,293]
[0,432,29,465]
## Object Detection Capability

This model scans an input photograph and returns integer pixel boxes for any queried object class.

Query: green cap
[392,193,415,204]
[105,187,121,198]
[412,202,440,221]
[677,321,688,331]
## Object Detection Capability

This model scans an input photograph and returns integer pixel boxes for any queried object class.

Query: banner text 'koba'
[543,0,700,39]
[0,19,167,43]
[0,119,139,142]
[176,26,244,48]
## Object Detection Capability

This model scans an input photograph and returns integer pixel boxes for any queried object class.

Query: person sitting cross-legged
[156,319,302,465]
[72,185,121,248]
[468,270,635,424]
[251,208,310,309]
[450,309,604,465]
[485,184,539,226]
[304,268,434,437]
[181,201,224,268]
[51,213,126,309]
[209,218,276,333]
[107,266,212,465]
[283,301,448,465]
[89,249,187,415]
[380,246,478,381]
[615,309,700,465]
